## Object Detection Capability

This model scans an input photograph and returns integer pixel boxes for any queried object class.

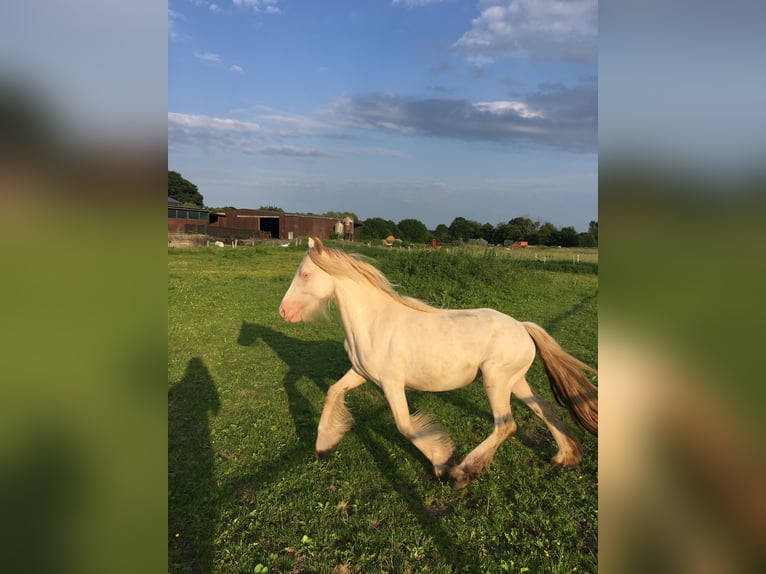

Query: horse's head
[279,238,335,323]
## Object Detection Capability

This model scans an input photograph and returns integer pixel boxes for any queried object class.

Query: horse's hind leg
[448,373,518,489]
[382,384,455,480]
[512,377,582,467]
[316,369,367,458]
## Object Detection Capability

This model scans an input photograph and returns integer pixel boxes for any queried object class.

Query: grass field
[168,242,598,574]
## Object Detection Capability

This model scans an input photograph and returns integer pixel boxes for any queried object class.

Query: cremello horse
[279,238,597,488]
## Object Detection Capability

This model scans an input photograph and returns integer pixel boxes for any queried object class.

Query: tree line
[169,170,597,247]
[359,216,597,247]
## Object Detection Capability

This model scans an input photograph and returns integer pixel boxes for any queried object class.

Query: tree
[578,233,597,247]
[323,211,358,221]
[259,205,284,212]
[479,223,495,243]
[491,223,521,245]
[537,222,559,246]
[505,224,522,244]
[397,218,430,244]
[361,217,399,240]
[557,226,580,247]
[448,217,481,242]
[490,223,507,245]
[432,224,450,244]
[508,217,538,241]
[168,170,204,207]
[588,220,598,241]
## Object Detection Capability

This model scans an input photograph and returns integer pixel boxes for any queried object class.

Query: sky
[168,0,597,231]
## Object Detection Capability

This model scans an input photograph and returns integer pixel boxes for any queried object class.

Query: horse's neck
[333,278,396,340]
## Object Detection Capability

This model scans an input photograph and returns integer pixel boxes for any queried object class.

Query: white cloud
[168,112,262,133]
[258,144,327,157]
[232,0,281,13]
[168,111,331,158]
[230,64,243,72]
[168,9,182,41]
[168,111,332,155]
[454,0,597,64]
[194,51,221,63]
[168,109,410,159]
[473,100,543,119]
[344,146,407,158]
[209,3,222,13]
[256,110,333,134]
[326,86,596,151]
[169,79,595,155]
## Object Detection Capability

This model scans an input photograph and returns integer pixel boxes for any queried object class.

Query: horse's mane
[309,246,437,313]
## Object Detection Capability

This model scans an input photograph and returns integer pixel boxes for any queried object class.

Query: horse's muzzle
[278,303,300,323]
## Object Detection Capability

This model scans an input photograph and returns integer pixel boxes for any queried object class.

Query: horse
[278,238,597,488]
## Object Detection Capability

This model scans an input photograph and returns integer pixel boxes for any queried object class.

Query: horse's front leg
[316,368,367,458]
[382,383,455,480]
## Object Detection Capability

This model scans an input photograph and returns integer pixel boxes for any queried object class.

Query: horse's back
[368,306,535,391]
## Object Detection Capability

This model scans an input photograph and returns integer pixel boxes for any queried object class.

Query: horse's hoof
[433,464,451,481]
[550,453,580,468]
[450,475,473,489]
[448,466,474,489]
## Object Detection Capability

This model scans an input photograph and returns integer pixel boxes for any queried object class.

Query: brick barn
[168,197,209,234]
[208,209,363,242]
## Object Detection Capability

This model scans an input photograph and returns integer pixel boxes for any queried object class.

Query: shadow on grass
[237,321,347,450]
[542,292,598,344]
[235,321,467,570]
[0,422,84,574]
[168,358,221,574]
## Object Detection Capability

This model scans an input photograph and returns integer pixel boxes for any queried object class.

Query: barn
[168,200,363,242]
[168,197,209,234]
[208,209,363,242]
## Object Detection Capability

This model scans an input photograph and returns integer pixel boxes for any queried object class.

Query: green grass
[169,242,597,574]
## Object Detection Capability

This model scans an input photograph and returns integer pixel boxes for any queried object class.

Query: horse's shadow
[234,321,466,568]
[237,321,349,449]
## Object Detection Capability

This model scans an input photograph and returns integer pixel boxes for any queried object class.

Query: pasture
[168,242,598,574]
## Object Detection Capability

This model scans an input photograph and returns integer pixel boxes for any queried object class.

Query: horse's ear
[309,237,324,253]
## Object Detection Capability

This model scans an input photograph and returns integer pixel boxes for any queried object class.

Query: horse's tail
[523,322,598,436]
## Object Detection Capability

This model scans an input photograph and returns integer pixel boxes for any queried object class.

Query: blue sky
[169,0,597,231]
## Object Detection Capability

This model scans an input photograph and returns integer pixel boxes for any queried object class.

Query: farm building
[168,200,363,242]
[208,209,363,242]
[168,197,209,234]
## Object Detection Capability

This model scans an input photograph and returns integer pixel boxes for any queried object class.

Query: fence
[205,226,272,242]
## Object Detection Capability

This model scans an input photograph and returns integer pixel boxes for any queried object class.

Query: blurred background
[0,1,764,573]
[0,3,166,574]
[600,1,766,572]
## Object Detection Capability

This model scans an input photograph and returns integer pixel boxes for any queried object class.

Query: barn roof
[168,196,182,204]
